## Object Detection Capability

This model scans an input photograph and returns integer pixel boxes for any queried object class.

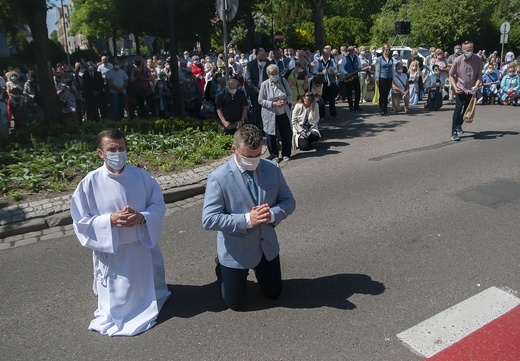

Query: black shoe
[215,262,223,285]
[380,111,385,116]
[355,106,361,110]
[349,107,354,111]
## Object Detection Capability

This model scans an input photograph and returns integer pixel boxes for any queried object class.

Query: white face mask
[464,52,473,58]
[240,155,261,171]
[270,75,280,82]
[258,61,266,67]
[228,88,237,95]
[103,151,127,171]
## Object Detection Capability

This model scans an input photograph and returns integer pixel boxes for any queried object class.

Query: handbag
[463,95,477,123]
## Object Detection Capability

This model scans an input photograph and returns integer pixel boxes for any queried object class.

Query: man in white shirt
[71,128,170,336]
[97,55,113,77]
[313,48,338,118]
[105,58,129,121]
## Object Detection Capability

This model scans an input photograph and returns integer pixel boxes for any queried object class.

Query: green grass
[0,117,233,202]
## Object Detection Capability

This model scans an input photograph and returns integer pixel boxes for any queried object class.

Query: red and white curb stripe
[397,286,520,360]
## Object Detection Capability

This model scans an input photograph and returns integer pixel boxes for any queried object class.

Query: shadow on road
[156,273,385,321]
[469,130,520,140]
[249,273,385,311]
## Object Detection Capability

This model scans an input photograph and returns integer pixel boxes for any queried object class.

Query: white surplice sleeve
[71,178,119,254]
[136,177,166,249]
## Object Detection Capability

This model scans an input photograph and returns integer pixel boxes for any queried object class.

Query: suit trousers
[249,93,263,131]
[217,254,282,311]
[321,83,337,117]
[345,77,361,109]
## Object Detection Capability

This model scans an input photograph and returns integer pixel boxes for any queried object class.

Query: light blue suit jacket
[202,157,296,269]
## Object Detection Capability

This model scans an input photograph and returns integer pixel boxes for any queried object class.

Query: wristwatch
[140,216,147,225]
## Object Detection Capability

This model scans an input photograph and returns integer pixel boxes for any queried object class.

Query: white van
[376,46,427,67]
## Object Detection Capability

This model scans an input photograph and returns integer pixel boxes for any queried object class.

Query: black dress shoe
[380,111,385,116]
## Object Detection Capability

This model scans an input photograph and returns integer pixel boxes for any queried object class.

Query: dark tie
[245,170,258,204]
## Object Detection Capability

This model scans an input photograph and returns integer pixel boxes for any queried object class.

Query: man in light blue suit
[202,125,296,310]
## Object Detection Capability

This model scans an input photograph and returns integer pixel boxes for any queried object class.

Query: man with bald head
[216,78,248,134]
[246,50,274,131]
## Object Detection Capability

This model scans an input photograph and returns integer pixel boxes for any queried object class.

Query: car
[376,46,426,67]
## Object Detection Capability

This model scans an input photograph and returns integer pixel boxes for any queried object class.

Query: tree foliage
[70,0,113,42]
[369,0,519,52]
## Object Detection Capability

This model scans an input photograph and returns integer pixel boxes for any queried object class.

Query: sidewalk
[0,157,229,249]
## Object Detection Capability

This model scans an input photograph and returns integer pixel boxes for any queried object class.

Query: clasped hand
[273,99,286,107]
[250,204,271,227]
[111,205,143,227]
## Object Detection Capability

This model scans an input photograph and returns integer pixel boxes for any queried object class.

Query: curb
[0,182,208,240]
[0,145,274,242]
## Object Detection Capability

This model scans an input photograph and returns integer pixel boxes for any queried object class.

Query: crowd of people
[0,43,518,143]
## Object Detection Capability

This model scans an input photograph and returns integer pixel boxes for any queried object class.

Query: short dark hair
[97,128,126,149]
[233,124,263,150]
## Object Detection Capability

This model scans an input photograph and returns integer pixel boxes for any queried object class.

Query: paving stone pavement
[0,157,228,249]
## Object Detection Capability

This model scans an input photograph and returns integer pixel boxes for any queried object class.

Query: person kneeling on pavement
[292,92,321,150]
[391,62,410,113]
[424,64,443,111]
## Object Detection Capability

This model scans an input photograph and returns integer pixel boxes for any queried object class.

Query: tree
[49,30,58,44]
[324,16,366,46]
[6,0,61,125]
[71,0,123,54]
[307,0,326,50]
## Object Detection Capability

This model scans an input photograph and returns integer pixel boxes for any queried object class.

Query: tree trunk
[112,28,118,56]
[135,31,141,55]
[11,0,61,125]
[308,0,326,50]
[244,2,256,50]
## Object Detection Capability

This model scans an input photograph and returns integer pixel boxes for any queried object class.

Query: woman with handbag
[258,64,293,162]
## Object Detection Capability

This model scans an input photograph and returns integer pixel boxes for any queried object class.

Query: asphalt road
[1,101,519,361]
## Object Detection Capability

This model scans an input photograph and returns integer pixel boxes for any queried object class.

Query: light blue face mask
[102,150,127,171]
[270,75,280,82]
[464,52,473,58]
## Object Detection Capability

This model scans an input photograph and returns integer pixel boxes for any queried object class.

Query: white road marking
[397,286,520,357]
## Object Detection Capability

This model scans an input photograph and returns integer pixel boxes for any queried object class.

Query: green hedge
[1,117,232,201]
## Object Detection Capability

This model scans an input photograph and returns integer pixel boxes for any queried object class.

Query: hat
[392,50,399,56]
